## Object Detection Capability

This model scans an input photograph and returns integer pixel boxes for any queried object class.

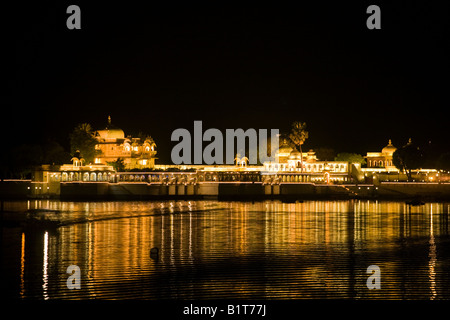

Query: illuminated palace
[45,136,354,186]
[365,139,397,170]
[30,133,443,200]
[261,139,351,183]
[31,116,440,189]
[94,116,157,170]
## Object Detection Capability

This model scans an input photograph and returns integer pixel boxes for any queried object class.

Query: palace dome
[277,139,293,155]
[96,128,125,140]
[96,116,125,140]
[382,139,397,155]
[289,149,302,160]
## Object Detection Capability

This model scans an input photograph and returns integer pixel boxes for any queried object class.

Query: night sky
[10,1,449,163]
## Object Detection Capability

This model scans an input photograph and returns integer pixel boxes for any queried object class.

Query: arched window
[90,172,97,181]
[71,157,79,167]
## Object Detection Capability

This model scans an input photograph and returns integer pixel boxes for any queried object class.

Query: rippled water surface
[2,200,450,300]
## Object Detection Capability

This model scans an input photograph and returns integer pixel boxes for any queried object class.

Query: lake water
[2,200,449,300]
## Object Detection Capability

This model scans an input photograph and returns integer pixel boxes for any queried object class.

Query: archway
[324,172,330,184]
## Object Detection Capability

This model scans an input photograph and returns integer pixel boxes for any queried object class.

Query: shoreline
[1,180,450,202]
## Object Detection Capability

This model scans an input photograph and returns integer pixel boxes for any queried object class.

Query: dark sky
[10,1,449,163]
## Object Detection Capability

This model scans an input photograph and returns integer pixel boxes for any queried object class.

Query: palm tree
[288,121,309,172]
[70,123,98,164]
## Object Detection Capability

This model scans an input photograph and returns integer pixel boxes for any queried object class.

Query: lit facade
[94,117,157,170]
[365,139,397,169]
[263,139,351,183]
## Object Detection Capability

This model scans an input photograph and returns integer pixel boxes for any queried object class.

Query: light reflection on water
[1,200,450,300]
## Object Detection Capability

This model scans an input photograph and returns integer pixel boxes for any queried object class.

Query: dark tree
[436,152,450,172]
[288,122,308,172]
[334,152,366,165]
[70,123,99,164]
[108,158,125,172]
[314,147,336,161]
[392,139,424,181]
[10,144,43,179]
[42,140,70,165]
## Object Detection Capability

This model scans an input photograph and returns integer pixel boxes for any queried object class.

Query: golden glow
[94,121,157,170]
[429,204,437,300]
[42,231,49,300]
[8,200,449,299]
[20,232,25,298]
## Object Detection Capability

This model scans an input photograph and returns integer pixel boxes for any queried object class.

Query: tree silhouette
[108,158,125,172]
[69,123,99,164]
[392,139,423,181]
[288,122,308,172]
[335,152,366,165]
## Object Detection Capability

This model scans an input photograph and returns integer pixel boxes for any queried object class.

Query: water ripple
[1,200,449,300]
